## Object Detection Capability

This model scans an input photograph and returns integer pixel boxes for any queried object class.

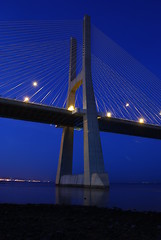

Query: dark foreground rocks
[0,204,161,239]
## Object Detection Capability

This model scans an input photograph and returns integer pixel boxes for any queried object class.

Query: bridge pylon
[56,15,109,188]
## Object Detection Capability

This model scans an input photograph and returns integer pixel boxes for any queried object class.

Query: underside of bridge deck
[0,98,161,140]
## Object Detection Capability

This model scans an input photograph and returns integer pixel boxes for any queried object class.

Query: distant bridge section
[0,98,160,140]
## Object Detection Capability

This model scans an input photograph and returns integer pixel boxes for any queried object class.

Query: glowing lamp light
[106,112,112,118]
[33,81,38,87]
[126,103,129,107]
[159,112,161,116]
[139,118,144,124]
[24,97,29,102]
[68,105,74,111]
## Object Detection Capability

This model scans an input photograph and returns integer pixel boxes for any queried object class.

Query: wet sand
[0,204,161,239]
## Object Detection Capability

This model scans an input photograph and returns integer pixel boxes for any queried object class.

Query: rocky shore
[0,204,161,239]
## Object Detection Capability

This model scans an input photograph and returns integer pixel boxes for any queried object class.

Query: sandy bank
[0,204,161,239]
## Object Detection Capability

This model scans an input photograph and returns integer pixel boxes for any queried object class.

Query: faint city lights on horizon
[106,112,112,118]
[126,103,130,107]
[68,105,75,111]
[0,178,48,183]
[139,118,144,124]
[33,81,38,87]
[24,96,29,102]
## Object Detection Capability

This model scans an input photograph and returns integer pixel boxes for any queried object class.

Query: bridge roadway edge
[0,97,160,140]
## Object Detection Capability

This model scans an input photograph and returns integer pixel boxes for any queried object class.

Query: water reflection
[0,182,161,212]
[55,186,109,206]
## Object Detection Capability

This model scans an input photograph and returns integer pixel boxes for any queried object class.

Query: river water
[0,182,161,212]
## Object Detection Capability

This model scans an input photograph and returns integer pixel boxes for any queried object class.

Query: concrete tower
[56,15,109,188]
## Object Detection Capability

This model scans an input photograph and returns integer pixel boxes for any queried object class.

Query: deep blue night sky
[0,0,161,182]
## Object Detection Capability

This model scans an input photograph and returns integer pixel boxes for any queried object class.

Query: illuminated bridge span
[0,16,161,188]
[0,97,161,140]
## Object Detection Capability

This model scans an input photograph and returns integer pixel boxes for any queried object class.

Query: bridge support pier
[56,15,109,188]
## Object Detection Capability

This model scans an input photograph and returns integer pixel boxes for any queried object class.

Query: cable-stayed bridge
[0,16,160,188]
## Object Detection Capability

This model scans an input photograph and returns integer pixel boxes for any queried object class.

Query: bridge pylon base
[56,173,109,189]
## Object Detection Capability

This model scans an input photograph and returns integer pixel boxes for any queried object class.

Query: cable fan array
[0,20,160,126]
[91,25,161,126]
[0,20,82,108]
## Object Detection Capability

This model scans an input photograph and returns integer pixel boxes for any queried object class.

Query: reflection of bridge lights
[68,105,74,111]
[126,103,129,107]
[139,118,144,124]
[24,97,29,102]
[33,81,38,87]
[106,112,112,118]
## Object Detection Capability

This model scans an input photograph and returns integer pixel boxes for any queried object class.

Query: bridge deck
[0,98,161,140]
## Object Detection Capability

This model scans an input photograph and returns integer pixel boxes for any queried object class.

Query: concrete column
[56,38,77,184]
[56,16,109,188]
[67,38,77,107]
[82,15,109,187]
